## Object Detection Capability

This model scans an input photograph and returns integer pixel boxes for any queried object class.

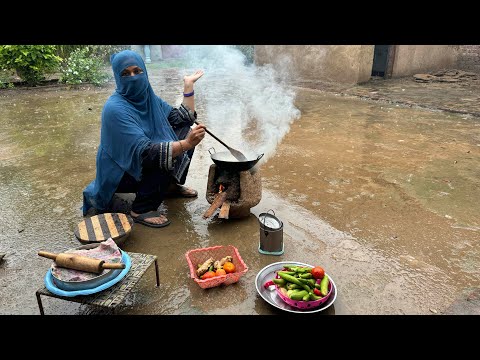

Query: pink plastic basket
[185,245,248,289]
[265,272,333,310]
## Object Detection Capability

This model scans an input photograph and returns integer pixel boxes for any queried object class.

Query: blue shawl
[82,50,178,215]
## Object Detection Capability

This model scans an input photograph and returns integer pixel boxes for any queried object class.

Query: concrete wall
[131,45,186,61]
[131,45,163,61]
[254,45,375,85]
[456,45,480,73]
[255,45,461,85]
[391,45,458,77]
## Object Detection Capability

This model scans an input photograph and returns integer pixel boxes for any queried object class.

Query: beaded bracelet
[183,90,194,97]
[179,140,185,152]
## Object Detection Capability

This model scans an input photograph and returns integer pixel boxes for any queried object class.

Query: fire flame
[219,184,224,193]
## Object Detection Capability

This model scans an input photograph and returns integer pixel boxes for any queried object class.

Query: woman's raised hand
[184,70,204,86]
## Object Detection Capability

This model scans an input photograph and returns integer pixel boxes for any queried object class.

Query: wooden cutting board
[74,213,133,245]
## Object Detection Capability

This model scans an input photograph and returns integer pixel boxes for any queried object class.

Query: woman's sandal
[131,210,171,228]
[167,184,198,198]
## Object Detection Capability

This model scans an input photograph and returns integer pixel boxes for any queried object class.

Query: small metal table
[35,252,159,315]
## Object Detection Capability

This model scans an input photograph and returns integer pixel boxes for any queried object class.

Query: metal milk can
[258,210,284,255]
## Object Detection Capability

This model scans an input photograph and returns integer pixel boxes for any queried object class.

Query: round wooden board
[74,213,134,244]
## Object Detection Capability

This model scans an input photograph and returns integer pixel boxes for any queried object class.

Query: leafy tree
[56,45,81,59]
[0,45,62,86]
[56,45,130,63]
[89,45,131,62]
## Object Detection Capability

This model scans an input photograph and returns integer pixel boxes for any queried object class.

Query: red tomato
[215,268,227,276]
[201,271,216,280]
[311,266,325,279]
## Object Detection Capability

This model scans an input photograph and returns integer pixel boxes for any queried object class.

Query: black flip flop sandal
[166,185,198,198]
[131,210,171,228]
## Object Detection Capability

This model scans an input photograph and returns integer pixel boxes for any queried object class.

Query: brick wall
[457,45,480,73]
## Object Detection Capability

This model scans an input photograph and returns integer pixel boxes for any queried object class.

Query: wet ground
[1,67,479,315]
[297,71,480,117]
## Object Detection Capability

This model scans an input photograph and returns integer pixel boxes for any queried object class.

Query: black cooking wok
[208,147,264,172]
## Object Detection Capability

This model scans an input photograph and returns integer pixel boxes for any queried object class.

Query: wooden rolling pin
[38,251,126,274]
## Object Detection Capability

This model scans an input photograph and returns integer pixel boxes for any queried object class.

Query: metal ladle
[194,120,248,161]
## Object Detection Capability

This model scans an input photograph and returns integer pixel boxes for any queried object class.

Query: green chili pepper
[298,278,315,288]
[299,272,313,279]
[287,288,304,297]
[278,272,311,291]
[289,290,309,300]
[277,271,296,276]
[320,274,329,296]
[286,283,304,290]
[272,278,286,286]
[295,267,312,273]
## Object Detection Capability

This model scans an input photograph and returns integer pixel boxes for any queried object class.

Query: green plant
[0,45,62,86]
[56,45,82,59]
[0,69,14,88]
[60,47,111,86]
[89,45,131,62]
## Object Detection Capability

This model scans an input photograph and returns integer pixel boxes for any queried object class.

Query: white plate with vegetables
[255,261,337,314]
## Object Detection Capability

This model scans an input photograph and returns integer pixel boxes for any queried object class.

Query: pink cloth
[51,238,122,282]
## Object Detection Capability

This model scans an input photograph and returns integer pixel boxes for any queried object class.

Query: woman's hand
[184,124,206,149]
[182,70,203,114]
[184,70,204,86]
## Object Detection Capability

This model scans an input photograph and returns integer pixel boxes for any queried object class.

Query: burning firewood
[218,201,230,219]
[203,191,228,219]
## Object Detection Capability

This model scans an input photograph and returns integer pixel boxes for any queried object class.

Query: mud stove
[203,164,262,219]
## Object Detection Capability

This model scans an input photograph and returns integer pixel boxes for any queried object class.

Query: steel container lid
[258,213,283,230]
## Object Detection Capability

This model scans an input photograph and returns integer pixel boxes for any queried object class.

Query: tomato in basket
[201,271,216,280]
[215,268,227,276]
[185,245,248,289]
[223,262,236,273]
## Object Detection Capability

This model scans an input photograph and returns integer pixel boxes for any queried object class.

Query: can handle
[262,209,276,236]
[263,209,276,226]
[208,147,216,155]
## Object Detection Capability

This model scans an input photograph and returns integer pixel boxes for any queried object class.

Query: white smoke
[181,45,301,163]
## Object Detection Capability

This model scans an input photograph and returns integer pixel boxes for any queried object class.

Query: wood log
[218,201,231,219]
[203,191,228,219]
